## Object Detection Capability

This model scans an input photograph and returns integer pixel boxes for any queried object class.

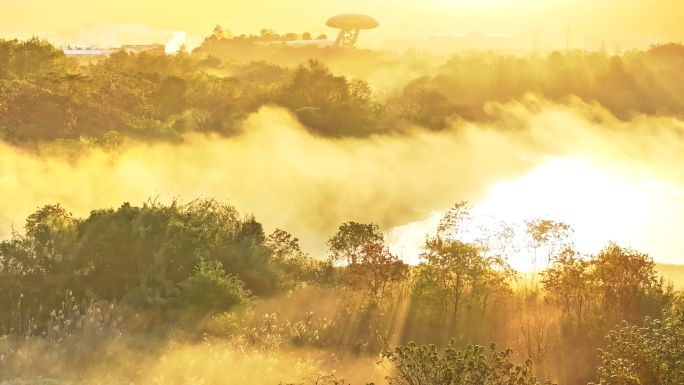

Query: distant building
[382,32,511,53]
[584,35,660,52]
[120,44,166,54]
[75,25,180,49]
[61,47,117,58]
[60,43,164,58]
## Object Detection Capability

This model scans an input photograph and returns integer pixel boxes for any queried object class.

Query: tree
[541,242,668,344]
[282,33,300,41]
[413,236,513,324]
[0,204,80,312]
[259,28,281,42]
[302,32,312,41]
[347,243,408,309]
[523,218,573,270]
[599,41,608,55]
[0,39,17,78]
[435,201,474,240]
[204,25,225,44]
[24,204,80,268]
[614,44,623,56]
[592,243,661,323]
[394,84,458,130]
[326,221,384,265]
[592,310,684,385]
[540,248,593,324]
[278,59,379,136]
[266,229,335,288]
[159,76,187,114]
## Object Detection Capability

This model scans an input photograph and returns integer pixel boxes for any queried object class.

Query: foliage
[278,59,382,136]
[0,199,282,322]
[435,202,474,240]
[540,248,593,323]
[523,218,573,270]
[413,237,514,324]
[177,260,252,313]
[6,35,684,146]
[542,243,665,326]
[592,310,684,385]
[379,337,553,385]
[0,197,681,385]
[347,243,409,310]
[267,229,340,289]
[388,81,474,129]
[206,311,241,336]
[326,222,385,265]
[592,243,662,322]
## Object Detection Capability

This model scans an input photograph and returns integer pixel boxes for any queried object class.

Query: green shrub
[380,337,552,385]
[178,260,252,313]
[592,310,684,385]
[206,312,240,336]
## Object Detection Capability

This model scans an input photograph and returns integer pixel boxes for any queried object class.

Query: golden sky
[1,0,682,49]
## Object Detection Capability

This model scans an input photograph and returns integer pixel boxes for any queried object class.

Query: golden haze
[1,0,683,48]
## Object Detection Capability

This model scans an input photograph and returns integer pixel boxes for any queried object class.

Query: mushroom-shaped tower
[326,13,380,48]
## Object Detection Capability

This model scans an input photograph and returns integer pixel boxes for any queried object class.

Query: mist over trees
[1,28,684,385]
[3,32,684,148]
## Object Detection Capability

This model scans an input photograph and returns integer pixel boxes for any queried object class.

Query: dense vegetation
[1,29,684,385]
[4,32,684,147]
[0,200,681,385]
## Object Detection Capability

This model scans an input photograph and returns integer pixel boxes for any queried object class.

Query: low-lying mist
[1,95,682,260]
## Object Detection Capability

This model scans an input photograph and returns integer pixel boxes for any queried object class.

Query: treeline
[201,25,328,45]
[4,34,684,148]
[0,200,682,384]
[0,199,333,318]
[418,43,684,120]
[0,37,446,144]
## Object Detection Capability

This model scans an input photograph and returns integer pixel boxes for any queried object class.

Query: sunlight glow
[387,157,684,271]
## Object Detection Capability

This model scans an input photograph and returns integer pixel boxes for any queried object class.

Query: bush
[379,337,552,385]
[206,312,240,336]
[592,310,684,385]
[178,260,252,313]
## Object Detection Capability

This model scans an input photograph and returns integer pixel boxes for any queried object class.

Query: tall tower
[326,14,380,48]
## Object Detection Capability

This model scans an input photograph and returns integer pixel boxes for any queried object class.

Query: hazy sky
[1,0,682,49]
